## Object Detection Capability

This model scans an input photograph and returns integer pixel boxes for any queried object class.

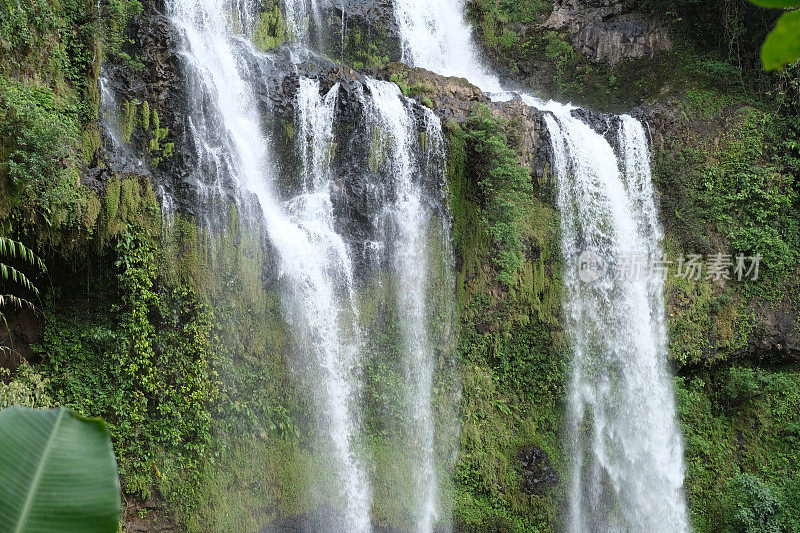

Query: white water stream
[168,2,370,530]
[391,0,690,530]
[363,79,443,532]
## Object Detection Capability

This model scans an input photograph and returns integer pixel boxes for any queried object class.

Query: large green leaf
[748,0,800,8]
[762,9,800,70]
[0,407,121,533]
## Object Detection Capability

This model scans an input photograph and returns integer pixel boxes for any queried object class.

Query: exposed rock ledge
[374,63,551,176]
[544,0,672,64]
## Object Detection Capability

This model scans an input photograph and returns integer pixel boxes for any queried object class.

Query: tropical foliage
[0,406,120,532]
[0,237,45,324]
[749,0,800,70]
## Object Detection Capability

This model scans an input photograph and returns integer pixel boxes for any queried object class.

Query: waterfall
[363,79,443,532]
[164,0,455,529]
[391,0,502,92]
[98,75,125,150]
[392,0,689,530]
[545,108,688,532]
[168,1,370,530]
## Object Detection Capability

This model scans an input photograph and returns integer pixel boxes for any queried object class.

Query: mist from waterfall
[391,0,689,530]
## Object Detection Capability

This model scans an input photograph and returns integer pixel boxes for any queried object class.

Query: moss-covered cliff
[1,0,799,532]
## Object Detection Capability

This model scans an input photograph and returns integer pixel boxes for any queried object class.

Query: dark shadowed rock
[517,446,559,495]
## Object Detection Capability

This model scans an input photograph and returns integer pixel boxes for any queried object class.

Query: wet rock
[544,0,672,65]
[318,0,396,29]
[736,300,800,363]
[517,446,559,495]
[99,7,189,203]
[375,63,489,123]
[493,98,552,177]
[0,307,43,367]
[318,0,402,63]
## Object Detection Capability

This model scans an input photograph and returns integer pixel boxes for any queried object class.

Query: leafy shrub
[723,474,786,533]
[0,365,54,409]
[464,105,532,288]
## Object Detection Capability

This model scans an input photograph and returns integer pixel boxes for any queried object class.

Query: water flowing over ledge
[391,0,690,530]
[161,0,457,530]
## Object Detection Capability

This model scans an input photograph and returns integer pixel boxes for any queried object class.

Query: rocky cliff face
[100,11,555,237]
[102,2,798,373]
[543,0,672,65]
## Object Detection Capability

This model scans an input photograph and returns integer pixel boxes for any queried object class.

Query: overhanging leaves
[0,407,121,533]
[748,0,800,8]
[762,9,800,70]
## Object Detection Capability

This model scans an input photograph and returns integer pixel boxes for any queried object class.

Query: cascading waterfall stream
[545,109,688,532]
[158,0,687,528]
[280,2,452,529]
[364,79,443,532]
[392,0,502,92]
[291,77,372,531]
[168,1,371,530]
[166,0,456,530]
[391,0,689,529]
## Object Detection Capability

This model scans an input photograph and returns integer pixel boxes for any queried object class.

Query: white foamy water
[392,1,689,530]
[364,78,442,532]
[392,0,502,92]
[546,109,688,532]
[167,1,371,530]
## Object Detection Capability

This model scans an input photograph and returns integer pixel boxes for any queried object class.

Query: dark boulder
[517,445,559,495]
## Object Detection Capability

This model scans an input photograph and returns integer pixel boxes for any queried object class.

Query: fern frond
[0,294,33,309]
[0,237,46,272]
[0,263,39,296]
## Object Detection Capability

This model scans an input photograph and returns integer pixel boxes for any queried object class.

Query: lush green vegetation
[468,0,549,55]
[461,105,534,288]
[0,0,142,231]
[677,365,800,531]
[0,0,799,531]
[445,112,566,531]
